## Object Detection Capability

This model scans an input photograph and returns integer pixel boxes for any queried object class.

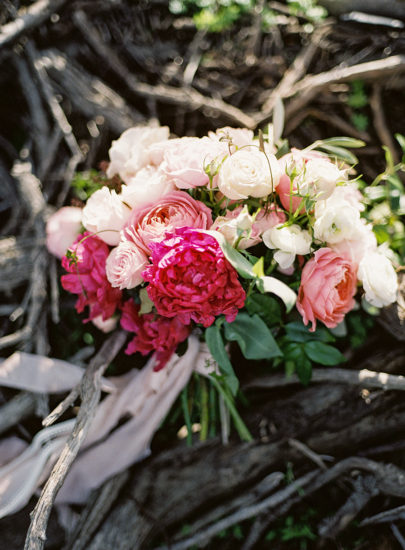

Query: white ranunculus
[211,206,254,249]
[297,158,346,201]
[330,220,377,265]
[106,126,169,183]
[82,186,131,246]
[119,166,174,209]
[106,241,148,289]
[217,148,281,200]
[358,250,398,307]
[313,195,362,245]
[262,223,312,269]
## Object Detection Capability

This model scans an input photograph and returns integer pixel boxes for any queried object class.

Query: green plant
[347,80,369,133]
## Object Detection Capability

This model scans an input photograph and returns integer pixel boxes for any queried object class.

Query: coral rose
[123,191,213,255]
[120,299,191,371]
[61,232,122,321]
[296,248,357,331]
[142,227,246,327]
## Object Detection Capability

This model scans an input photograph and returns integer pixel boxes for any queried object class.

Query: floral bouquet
[46,124,401,438]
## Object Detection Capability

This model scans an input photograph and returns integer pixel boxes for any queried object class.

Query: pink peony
[142,227,246,327]
[123,190,213,255]
[120,299,191,371]
[296,248,357,331]
[159,136,228,189]
[61,232,122,321]
[46,206,83,259]
[106,241,149,289]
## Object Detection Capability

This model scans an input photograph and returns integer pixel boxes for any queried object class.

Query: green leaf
[201,230,255,279]
[303,341,346,366]
[283,342,312,385]
[258,276,296,312]
[223,312,282,360]
[205,325,239,395]
[245,293,282,327]
[315,136,366,148]
[285,321,335,343]
[315,143,358,165]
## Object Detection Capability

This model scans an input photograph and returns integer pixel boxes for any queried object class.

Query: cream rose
[119,166,174,209]
[106,126,169,182]
[106,241,148,289]
[263,223,312,269]
[358,250,398,307]
[217,149,281,200]
[82,186,131,246]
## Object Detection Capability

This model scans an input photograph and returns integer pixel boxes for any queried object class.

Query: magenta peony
[123,190,213,255]
[296,248,357,331]
[61,232,122,321]
[142,227,246,327]
[120,299,191,370]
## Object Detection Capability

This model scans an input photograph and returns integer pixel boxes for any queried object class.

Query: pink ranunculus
[120,299,191,371]
[142,227,246,328]
[106,241,149,289]
[61,232,122,322]
[159,136,228,189]
[46,206,83,259]
[123,190,213,255]
[296,248,357,331]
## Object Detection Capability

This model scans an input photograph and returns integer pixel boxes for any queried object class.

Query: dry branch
[24,330,127,550]
[0,392,37,436]
[0,0,67,49]
[245,364,405,392]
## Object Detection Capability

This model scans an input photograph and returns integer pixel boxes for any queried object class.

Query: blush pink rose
[296,248,357,331]
[61,232,122,321]
[46,206,82,258]
[277,149,327,214]
[120,299,191,371]
[123,190,213,255]
[159,136,228,189]
[106,241,149,289]
[142,227,246,327]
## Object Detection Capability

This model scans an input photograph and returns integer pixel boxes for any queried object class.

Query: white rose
[82,186,131,246]
[106,241,148,289]
[211,206,254,249]
[297,158,346,201]
[107,126,169,182]
[262,223,312,269]
[119,166,174,209]
[313,196,362,245]
[217,149,281,200]
[330,220,377,265]
[358,250,398,307]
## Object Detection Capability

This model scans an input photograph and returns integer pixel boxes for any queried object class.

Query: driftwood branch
[23,330,127,550]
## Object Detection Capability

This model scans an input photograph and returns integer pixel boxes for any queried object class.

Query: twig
[155,470,320,550]
[284,55,405,123]
[370,83,399,164]
[245,365,405,392]
[24,330,127,550]
[25,42,83,159]
[0,0,67,49]
[42,386,80,428]
[318,475,379,538]
[258,25,329,124]
[361,504,405,526]
[284,106,371,141]
[288,438,330,471]
[392,524,405,550]
[0,392,37,436]
[73,10,256,129]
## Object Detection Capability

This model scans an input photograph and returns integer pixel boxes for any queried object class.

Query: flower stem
[210,376,253,442]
